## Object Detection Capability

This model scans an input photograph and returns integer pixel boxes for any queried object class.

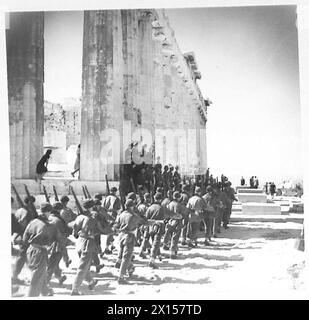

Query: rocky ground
[12,214,305,299]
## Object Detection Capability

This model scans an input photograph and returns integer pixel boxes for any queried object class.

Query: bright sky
[44,6,302,185]
[166,6,302,185]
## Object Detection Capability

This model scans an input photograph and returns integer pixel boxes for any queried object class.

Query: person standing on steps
[71,144,80,178]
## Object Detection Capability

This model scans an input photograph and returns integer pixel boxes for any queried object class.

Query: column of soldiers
[11,167,237,296]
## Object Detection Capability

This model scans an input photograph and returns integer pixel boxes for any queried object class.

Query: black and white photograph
[1,0,308,300]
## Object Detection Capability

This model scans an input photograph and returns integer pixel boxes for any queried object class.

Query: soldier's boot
[162,244,169,251]
[170,250,177,260]
[118,277,129,285]
[65,259,72,268]
[148,261,159,269]
[59,275,67,285]
[96,264,105,273]
[88,279,98,290]
[139,252,147,259]
[71,290,81,296]
[127,265,135,277]
[204,239,210,246]
[188,242,195,248]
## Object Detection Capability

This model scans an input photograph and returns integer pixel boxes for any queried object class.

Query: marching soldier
[60,195,77,225]
[12,195,36,285]
[203,185,223,244]
[71,200,99,295]
[22,202,59,296]
[222,181,237,229]
[162,165,170,194]
[161,189,173,209]
[145,193,166,269]
[153,163,163,192]
[216,184,228,235]
[163,191,186,259]
[173,165,181,190]
[186,187,207,247]
[180,185,190,246]
[102,187,121,254]
[114,199,147,284]
[138,193,152,258]
[168,166,175,191]
[136,193,151,248]
[46,202,70,285]
[161,190,174,250]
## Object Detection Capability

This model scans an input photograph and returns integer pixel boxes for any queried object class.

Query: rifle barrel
[24,184,38,218]
[11,183,25,208]
[85,185,91,199]
[53,185,59,201]
[82,186,88,199]
[43,185,50,203]
[70,186,83,215]
[105,174,110,195]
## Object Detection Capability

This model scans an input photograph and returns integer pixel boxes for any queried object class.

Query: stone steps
[242,203,281,215]
[230,213,304,223]
[237,188,264,194]
[237,193,268,203]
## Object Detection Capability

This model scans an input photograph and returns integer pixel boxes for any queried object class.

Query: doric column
[81,10,123,181]
[7,12,44,179]
[137,10,157,158]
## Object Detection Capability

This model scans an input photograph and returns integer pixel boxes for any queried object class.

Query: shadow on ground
[211,225,301,240]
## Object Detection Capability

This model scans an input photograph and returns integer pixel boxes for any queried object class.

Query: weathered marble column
[81,10,114,181]
[7,12,44,179]
[137,10,157,157]
[121,9,139,130]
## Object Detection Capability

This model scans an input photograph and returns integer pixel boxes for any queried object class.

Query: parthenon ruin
[7,9,209,188]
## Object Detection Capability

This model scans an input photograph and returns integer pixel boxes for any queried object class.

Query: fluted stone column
[7,12,44,179]
[137,10,157,156]
[81,10,116,181]
[121,10,139,127]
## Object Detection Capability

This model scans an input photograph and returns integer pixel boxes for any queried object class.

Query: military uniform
[153,167,163,192]
[145,202,165,261]
[23,211,59,296]
[223,185,237,228]
[12,206,33,282]
[179,191,190,244]
[203,192,222,241]
[114,204,146,282]
[72,210,98,294]
[186,193,207,246]
[60,206,76,225]
[163,198,186,257]
[47,211,71,283]
[102,193,121,252]
[216,190,228,234]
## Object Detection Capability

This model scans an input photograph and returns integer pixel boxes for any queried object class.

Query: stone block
[237,188,264,194]
[242,203,281,215]
[237,193,267,203]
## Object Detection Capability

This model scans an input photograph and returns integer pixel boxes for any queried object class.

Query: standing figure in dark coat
[35,149,52,181]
